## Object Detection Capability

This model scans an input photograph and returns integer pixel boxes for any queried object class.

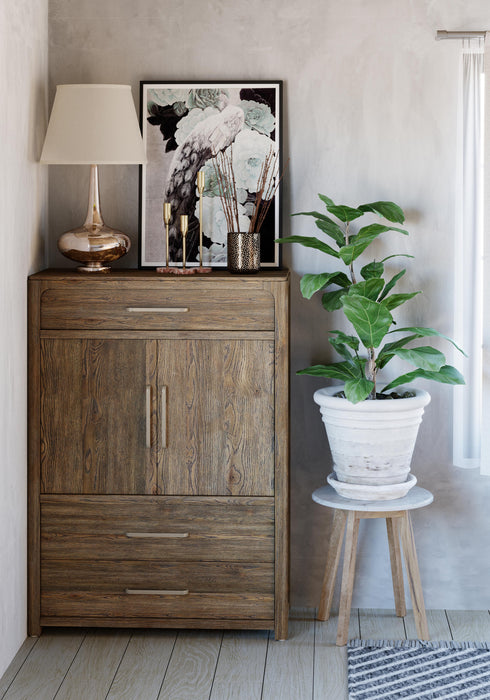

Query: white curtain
[453,38,485,469]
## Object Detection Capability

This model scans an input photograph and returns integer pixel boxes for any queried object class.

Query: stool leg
[386,517,406,617]
[337,511,360,646]
[318,509,347,621]
[400,511,429,640]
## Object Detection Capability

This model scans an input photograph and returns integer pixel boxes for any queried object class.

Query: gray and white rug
[348,640,490,699]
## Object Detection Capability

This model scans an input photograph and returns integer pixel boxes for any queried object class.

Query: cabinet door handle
[161,386,167,449]
[125,589,189,596]
[126,307,189,313]
[145,385,151,448]
[125,532,189,539]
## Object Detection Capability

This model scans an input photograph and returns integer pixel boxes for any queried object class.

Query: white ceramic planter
[314,386,430,499]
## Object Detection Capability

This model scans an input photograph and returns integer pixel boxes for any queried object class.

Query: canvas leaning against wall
[139,81,282,268]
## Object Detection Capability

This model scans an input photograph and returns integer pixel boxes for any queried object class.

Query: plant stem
[344,222,357,284]
[366,348,377,399]
[350,262,357,285]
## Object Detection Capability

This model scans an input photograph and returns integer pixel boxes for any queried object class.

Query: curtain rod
[436,30,486,40]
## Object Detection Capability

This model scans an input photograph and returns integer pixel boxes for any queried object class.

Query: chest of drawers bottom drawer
[41,559,274,621]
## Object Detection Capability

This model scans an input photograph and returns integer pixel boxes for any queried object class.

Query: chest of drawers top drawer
[41,495,275,562]
[38,280,277,331]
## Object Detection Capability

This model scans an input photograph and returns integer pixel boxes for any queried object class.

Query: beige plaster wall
[46,0,490,611]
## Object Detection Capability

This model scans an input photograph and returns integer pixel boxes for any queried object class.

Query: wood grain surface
[5,609,490,700]
[40,285,274,331]
[28,271,289,638]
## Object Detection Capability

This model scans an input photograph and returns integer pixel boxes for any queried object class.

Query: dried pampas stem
[212,145,287,234]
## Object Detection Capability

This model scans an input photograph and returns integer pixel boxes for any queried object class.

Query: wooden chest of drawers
[28,270,289,639]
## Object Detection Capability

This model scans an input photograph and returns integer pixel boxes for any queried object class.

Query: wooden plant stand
[312,484,433,646]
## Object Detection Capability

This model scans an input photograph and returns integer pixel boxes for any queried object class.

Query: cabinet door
[157,338,275,496]
[41,338,157,494]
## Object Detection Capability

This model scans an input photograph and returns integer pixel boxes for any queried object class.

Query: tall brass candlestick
[163,202,171,267]
[197,171,205,267]
[180,215,188,269]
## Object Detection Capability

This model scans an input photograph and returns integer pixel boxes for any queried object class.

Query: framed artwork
[139,80,282,268]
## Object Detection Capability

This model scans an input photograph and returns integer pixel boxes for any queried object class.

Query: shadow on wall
[288,268,341,605]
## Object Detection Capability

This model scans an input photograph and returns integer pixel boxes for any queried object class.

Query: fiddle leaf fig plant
[276,196,465,403]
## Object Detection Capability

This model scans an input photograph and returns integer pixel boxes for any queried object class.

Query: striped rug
[347,640,490,699]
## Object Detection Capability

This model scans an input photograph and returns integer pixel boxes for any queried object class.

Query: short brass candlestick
[163,202,171,268]
[180,215,188,269]
[197,171,205,267]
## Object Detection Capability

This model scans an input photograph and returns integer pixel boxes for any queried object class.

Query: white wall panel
[0,0,47,677]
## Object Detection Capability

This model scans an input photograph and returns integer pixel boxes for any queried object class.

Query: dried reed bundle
[212,145,285,234]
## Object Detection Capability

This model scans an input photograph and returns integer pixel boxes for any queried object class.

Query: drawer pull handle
[125,532,189,539]
[125,589,189,596]
[145,385,151,448]
[161,386,167,449]
[126,307,189,313]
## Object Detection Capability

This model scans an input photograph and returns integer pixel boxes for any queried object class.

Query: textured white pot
[314,386,431,493]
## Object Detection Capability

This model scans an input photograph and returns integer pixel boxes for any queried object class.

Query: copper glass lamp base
[58,164,130,273]
[58,225,130,273]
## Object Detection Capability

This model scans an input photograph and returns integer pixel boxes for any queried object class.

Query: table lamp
[40,84,146,272]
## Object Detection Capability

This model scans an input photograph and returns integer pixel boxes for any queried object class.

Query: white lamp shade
[40,84,147,164]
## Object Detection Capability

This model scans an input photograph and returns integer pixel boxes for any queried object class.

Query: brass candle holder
[180,214,188,269]
[197,170,205,267]
[157,202,174,273]
[164,202,171,268]
[156,172,211,275]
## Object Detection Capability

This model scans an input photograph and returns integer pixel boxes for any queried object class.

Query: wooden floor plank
[359,608,407,641]
[3,610,490,700]
[2,631,83,700]
[0,637,38,698]
[446,610,490,641]
[54,630,130,700]
[158,630,222,700]
[210,630,269,700]
[106,631,177,700]
[404,609,452,640]
[262,607,315,700]
[313,611,359,700]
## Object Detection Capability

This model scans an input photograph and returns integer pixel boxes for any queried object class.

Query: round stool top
[312,484,434,512]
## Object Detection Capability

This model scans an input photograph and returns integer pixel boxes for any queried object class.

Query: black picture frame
[138,80,283,268]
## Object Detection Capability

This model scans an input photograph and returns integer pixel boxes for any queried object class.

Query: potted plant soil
[277,196,465,500]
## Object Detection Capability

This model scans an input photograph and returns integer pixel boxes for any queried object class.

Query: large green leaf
[342,295,393,348]
[377,334,421,369]
[329,330,360,352]
[393,346,446,371]
[291,212,344,245]
[275,235,340,258]
[318,194,335,207]
[338,224,408,265]
[297,361,361,381]
[292,210,330,220]
[344,377,375,403]
[322,289,348,311]
[326,204,364,223]
[357,223,408,240]
[358,201,405,224]
[329,332,365,361]
[380,254,415,263]
[348,278,385,301]
[387,326,466,355]
[329,338,356,361]
[381,364,465,393]
[315,218,346,246]
[300,271,350,299]
[361,261,384,280]
[378,269,406,301]
[382,291,420,311]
